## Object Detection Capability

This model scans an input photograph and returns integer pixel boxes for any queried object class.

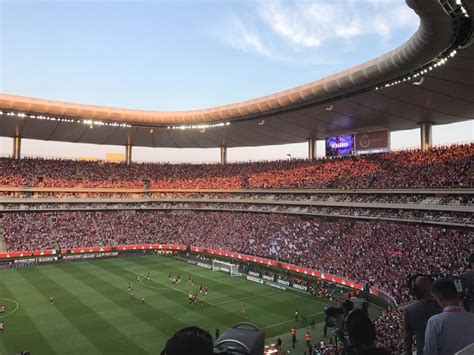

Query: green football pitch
[0,255,335,354]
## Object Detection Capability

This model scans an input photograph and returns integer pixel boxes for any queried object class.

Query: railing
[0,186,472,194]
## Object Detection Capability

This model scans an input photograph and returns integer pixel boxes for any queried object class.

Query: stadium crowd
[1,144,473,354]
[0,144,471,189]
[2,210,472,353]
[4,210,471,305]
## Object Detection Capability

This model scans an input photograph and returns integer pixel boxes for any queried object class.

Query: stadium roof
[0,0,473,148]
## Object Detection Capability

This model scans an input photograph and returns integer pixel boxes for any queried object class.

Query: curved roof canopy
[0,0,473,148]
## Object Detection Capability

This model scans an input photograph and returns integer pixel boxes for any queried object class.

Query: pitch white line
[212,290,282,306]
[123,267,219,305]
[0,298,20,319]
[166,265,249,286]
[263,311,324,330]
[139,280,179,291]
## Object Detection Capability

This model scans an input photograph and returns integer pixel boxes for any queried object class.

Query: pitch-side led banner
[355,130,389,154]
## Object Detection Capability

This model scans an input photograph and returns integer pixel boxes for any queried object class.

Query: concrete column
[13,135,21,159]
[420,122,432,151]
[308,138,316,160]
[125,143,132,165]
[220,145,227,165]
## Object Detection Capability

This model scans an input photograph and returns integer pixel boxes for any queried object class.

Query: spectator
[160,326,213,355]
[424,278,474,355]
[345,309,390,355]
[404,276,442,354]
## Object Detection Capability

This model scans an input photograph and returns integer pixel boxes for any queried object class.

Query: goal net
[212,259,241,277]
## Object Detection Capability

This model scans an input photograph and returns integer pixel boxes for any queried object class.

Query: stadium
[0,0,473,354]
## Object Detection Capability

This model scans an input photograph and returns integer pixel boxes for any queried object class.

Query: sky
[0,0,472,163]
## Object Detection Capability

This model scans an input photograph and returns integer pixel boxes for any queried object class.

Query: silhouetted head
[161,326,213,355]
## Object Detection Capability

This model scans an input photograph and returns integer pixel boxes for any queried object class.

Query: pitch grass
[0,255,334,354]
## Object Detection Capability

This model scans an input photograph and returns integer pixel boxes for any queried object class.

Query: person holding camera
[403,275,442,354]
[424,278,474,355]
[345,309,389,355]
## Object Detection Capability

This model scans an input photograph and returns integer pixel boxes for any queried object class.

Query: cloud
[216,0,418,63]
[218,17,272,57]
[258,0,418,48]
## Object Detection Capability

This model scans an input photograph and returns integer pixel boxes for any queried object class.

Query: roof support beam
[220,145,227,165]
[125,143,132,165]
[308,138,316,160]
[420,122,433,151]
[13,134,21,160]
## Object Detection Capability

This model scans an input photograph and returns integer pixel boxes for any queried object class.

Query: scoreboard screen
[325,135,354,157]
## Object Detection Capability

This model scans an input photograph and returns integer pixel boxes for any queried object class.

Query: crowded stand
[3,210,471,304]
[3,212,57,251]
[0,144,472,189]
[375,307,405,354]
[52,212,102,248]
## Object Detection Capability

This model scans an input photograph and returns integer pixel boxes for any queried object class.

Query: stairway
[48,216,60,249]
[92,215,105,246]
[0,215,6,252]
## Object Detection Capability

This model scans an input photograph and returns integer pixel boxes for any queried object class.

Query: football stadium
[0,0,473,354]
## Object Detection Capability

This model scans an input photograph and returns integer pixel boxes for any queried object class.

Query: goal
[212,259,241,277]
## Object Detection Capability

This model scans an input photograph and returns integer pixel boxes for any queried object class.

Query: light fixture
[413,77,425,86]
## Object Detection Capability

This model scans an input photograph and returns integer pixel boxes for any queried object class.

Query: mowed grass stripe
[124,257,265,302]
[94,259,244,330]
[60,262,186,348]
[1,256,337,354]
[19,267,148,355]
[121,256,327,337]
[131,257,322,318]
[90,259,238,327]
[0,276,56,355]
[5,270,101,355]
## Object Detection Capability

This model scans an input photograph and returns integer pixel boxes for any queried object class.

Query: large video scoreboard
[326,130,389,156]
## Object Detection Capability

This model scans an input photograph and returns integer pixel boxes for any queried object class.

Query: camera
[324,298,370,354]
[452,276,473,312]
[214,323,264,355]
